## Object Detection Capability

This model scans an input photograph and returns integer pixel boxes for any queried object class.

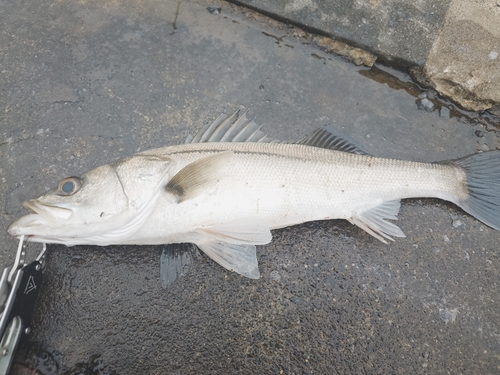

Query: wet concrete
[228,0,452,66]
[1,0,499,374]
[230,0,500,111]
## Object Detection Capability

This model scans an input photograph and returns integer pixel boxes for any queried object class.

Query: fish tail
[450,150,500,230]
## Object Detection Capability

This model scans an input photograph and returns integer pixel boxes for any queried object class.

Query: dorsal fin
[186,110,279,144]
[187,110,368,154]
[296,127,368,155]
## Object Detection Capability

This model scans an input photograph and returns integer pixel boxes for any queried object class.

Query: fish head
[8,155,174,245]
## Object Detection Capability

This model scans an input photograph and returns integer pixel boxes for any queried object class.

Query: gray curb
[227,0,500,111]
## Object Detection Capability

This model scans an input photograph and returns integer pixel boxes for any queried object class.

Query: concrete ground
[1,0,499,374]
[232,0,500,112]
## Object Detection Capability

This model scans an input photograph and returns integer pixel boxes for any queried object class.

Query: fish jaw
[7,195,96,243]
[7,211,118,245]
[8,213,48,238]
[7,207,85,245]
[23,199,73,224]
[7,199,73,240]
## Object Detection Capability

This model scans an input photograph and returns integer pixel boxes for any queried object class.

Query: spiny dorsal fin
[165,151,233,202]
[296,127,368,155]
[186,110,279,144]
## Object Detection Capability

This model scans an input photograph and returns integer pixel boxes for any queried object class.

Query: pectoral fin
[194,217,272,279]
[165,151,233,202]
[348,200,405,243]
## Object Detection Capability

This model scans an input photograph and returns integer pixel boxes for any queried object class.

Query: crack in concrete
[170,0,182,35]
[51,100,83,105]
[0,135,38,148]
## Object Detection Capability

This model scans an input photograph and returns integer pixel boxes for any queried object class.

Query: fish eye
[58,177,82,196]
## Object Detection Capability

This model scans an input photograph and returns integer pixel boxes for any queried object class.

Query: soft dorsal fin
[186,110,279,144]
[296,127,368,155]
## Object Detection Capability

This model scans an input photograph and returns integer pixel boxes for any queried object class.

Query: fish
[7,110,500,279]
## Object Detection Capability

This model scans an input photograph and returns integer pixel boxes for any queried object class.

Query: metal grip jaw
[0,236,46,375]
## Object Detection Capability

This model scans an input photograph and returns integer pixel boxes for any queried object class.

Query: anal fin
[348,200,405,244]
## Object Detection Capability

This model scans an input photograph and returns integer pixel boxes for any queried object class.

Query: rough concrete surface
[417,0,500,111]
[0,0,499,374]
[228,0,452,66]
[231,0,500,111]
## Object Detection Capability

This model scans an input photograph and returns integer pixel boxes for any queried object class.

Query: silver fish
[7,110,500,279]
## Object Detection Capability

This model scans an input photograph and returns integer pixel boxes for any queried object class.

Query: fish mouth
[7,200,73,238]
[22,199,73,220]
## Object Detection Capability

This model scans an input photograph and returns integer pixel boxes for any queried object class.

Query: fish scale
[134,142,463,240]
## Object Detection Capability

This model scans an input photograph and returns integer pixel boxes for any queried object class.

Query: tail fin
[451,150,500,230]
